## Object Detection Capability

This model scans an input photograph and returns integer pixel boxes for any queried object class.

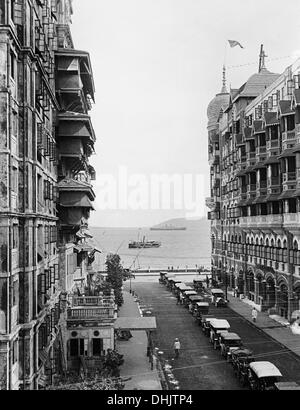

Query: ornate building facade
[0,0,107,390]
[207,46,300,322]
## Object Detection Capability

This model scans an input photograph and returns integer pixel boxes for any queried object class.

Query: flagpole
[224,40,228,67]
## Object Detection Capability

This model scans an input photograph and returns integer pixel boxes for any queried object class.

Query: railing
[72,296,115,308]
[283,213,299,225]
[266,214,283,224]
[68,307,115,320]
[248,184,257,192]
[296,124,300,141]
[283,172,296,182]
[256,146,267,155]
[268,176,280,186]
[258,181,267,189]
[282,130,296,141]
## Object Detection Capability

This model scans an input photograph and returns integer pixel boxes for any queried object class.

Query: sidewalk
[117,291,162,390]
[227,294,300,358]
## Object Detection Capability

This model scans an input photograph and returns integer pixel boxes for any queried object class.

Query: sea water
[90,225,211,271]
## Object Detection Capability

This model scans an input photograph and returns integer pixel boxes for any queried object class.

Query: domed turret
[207,66,230,130]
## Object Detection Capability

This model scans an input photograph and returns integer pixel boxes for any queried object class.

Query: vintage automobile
[159,271,169,284]
[194,302,210,323]
[209,319,231,349]
[168,279,182,292]
[247,361,283,391]
[210,289,227,307]
[274,382,300,390]
[185,294,205,309]
[231,349,255,384]
[201,317,217,336]
[182,290,198,304]
[193,279,204,293]
[219,333,243,361]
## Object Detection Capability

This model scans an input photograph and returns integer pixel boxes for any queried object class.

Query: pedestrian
[174,338,181,358]
[176,293,180,305]
[252,307,258,323]
[206,275,210,288]
[188,302,193,313]
[179,293,184,305]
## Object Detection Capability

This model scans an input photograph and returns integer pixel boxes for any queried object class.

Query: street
[127,281,300,390]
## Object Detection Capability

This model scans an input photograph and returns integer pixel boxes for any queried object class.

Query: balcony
[283,213,300,227]
[296,124,300,142]
[283,172,296,182]
[55,48,95,113]
[248,184,257,193]
[268,176,280,186]
[267,139,280,150]
[256,146,267,155]
[67,306,115,321]
[72,296,115,308]
[282,130,296,142]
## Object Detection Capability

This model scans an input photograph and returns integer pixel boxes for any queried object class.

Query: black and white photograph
[1,0,300,396]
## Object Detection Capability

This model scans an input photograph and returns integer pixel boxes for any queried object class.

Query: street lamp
[223,264,228,301]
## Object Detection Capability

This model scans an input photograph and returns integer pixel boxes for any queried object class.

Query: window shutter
[40,273,46,295]
[54,264,59,281]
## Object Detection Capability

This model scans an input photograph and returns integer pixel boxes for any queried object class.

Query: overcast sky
[71,0,300,227]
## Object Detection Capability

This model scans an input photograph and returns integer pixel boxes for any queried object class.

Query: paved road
[128,282,300,390]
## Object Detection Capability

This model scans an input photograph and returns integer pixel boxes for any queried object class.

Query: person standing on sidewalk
[252,307,258,323]
[176,293,180,305]
[174,338,181,359]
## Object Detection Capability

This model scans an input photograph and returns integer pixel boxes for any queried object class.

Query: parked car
[247,361,283,391]
[194,302,210,323]
[219,332,243,361]
[201,317,217,336]
[210,289,227,307]
[274,382,300,390]
[209,319,231,349]
[193,279,204,293]
[231,348,255,385]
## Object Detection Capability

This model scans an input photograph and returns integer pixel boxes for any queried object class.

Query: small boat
[129,236,161,249]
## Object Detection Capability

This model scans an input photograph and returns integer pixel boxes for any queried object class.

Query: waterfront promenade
[117,291,162,390]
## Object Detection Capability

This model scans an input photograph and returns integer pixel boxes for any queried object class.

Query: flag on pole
[228,40,244,49]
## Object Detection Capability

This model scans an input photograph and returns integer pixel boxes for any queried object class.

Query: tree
[105,254,124,307]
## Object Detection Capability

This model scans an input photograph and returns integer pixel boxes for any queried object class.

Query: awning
[264,156,280,165]
[278,149,296,159]
[294,89,300,106]
[279,190,296,199]
[60,192,95,209]
[292,144,300,153]
[114,317,157,331]
[244,127,254,140]
[279,100,294,116]
[264,112,279,126]
[58,121,93,140]
[293,190,300,197]
[245,166,255,173]
[253,162,266,170]
[237,200,247,206]
[236,170,247,177]
[74,245,95,253]
[266,193,281,202]
[236,134,244,146]
[253,196,267,204]
[253,120,265,134]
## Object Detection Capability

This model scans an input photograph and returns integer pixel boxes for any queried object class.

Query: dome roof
[207,90,229,129]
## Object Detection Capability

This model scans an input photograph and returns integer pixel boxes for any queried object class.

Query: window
[10,0,15,22]
[12,224,18,249]
[70,339,84,358]
[92,339,103,357]
[12,339,18,365]
[10,50,16,80]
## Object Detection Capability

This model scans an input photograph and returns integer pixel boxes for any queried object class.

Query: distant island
[150,217,210,231]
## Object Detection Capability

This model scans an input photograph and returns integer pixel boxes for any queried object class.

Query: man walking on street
[174,338,181,359]
[176,293,180,305]
[252,307,258,323]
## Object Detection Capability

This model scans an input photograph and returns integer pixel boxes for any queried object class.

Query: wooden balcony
[67,306,115,320]
[282,130,296,142]
[268,176,280,187]
[283,172,296,182]
[72,296,115,308]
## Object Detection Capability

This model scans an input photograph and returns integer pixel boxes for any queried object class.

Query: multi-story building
[207,46,300,322]
[0,0,109,390]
